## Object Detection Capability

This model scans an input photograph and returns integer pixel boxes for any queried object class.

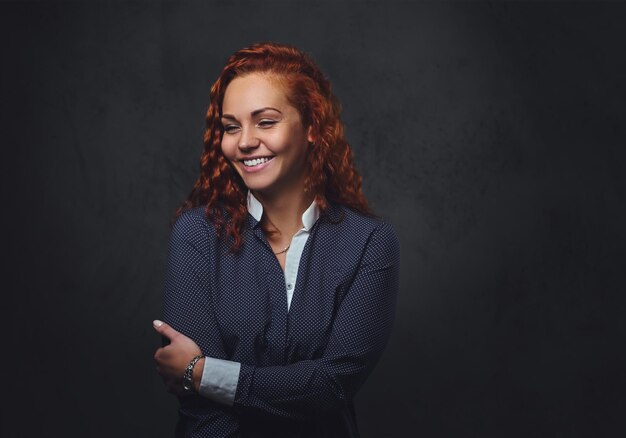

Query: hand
[153,320,204,396]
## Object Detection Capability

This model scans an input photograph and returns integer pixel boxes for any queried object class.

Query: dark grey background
[3,1,625,437]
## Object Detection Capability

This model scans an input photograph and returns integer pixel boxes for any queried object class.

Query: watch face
[182,372,194,391]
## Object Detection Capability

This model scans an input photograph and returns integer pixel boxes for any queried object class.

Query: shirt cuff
[198,357,241,407]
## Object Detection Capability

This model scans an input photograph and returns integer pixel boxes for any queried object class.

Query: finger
[153,320,180,341]
[153,347,169,363]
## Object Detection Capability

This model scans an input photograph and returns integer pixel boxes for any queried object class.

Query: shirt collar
[247,191,320,231]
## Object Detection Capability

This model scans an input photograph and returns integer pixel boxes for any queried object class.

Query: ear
[306,125,315,145]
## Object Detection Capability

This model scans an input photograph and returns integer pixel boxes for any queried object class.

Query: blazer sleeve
[233,222,400,421]
[162,211,240,437]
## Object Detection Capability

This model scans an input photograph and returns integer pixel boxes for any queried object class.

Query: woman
[153,42,400,437]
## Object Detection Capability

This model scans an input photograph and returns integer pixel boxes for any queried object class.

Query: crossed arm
[154,214,400,430]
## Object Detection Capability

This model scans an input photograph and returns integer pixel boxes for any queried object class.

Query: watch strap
[182,355,205,393]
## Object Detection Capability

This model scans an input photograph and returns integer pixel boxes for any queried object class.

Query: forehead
[222,73,291,115]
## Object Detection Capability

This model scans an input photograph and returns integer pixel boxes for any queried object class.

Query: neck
[253,186,314,238]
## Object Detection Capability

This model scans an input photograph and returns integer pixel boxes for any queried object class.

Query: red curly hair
[177,42,371,250]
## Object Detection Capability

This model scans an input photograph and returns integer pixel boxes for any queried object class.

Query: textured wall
[3,2,626,437]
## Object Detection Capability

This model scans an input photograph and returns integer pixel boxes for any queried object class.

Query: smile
[243,156,274,167]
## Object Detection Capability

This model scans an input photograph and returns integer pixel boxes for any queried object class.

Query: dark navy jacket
[162,202,400,437]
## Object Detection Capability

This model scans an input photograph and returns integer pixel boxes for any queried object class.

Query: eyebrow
[221,107,282,120]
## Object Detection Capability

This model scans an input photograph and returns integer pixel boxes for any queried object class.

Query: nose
[238,126,260,151]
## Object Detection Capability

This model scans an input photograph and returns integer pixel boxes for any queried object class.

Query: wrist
[182,354,204,393]
[192,357,205,393]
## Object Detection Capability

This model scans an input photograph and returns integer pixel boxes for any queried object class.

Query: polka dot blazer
[162,202,400,437]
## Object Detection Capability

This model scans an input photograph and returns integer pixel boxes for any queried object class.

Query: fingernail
[153,320,164,328]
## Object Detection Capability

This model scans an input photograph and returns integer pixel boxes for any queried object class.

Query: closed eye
[257,119,278,128]
[223,124,241,134]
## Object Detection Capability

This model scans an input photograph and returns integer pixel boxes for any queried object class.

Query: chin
[241,178,275,194]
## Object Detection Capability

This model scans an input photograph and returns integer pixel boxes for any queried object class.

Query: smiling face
[220,73,313,199]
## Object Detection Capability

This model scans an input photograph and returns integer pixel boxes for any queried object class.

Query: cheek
[275,129,308,156]
[220,137,237,160]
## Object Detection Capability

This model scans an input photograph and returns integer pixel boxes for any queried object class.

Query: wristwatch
[182,355,204,393]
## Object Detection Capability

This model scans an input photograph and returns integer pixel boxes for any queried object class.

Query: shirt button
[287,283,293,290]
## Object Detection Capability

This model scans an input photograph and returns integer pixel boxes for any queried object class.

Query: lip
[239,156,275,173]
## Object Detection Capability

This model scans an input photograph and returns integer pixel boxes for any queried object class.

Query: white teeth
[243,157,271,167]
